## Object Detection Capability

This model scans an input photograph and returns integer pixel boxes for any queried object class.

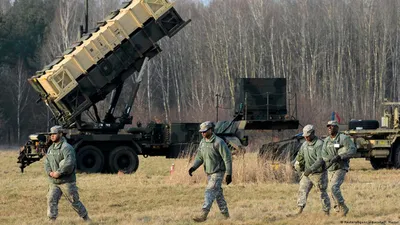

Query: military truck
[18,0,193,174]
[259,101,400,170]
[343,101,400,169]
[17,0,299,174]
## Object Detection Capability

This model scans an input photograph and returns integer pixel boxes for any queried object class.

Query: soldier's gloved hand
[330,155,341,164]
[188,167,195,176]
[226,175,232,185]
[303,168,312,176]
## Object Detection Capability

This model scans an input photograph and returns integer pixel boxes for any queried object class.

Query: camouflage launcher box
[29,0,189,127]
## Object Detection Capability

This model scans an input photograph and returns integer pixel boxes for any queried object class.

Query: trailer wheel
[348,120,379,130]
[108,146,139,174]
[77,145,104,173]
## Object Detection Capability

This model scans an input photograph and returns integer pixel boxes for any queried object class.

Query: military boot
[324,210,330,216]
[83,215,90,221]
[83,215,93,224]
[295,206,304,215]
[221,212,230,219]
[193,210,208,222]
[339,203,349,217]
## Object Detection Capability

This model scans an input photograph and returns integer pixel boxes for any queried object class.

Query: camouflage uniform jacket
[322,133,356,171]
[192,133,232,175]
[295,137,325,174]
[44,137,76,184]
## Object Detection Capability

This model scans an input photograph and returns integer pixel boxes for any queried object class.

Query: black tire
[349,120,379,130]
[393,145,400,168]
[77,145,105,173]
[370,157,387,170]
[108,146,139,174]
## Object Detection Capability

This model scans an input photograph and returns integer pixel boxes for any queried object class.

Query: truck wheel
[370,157,386,170]
[393,145,400,168]
[108,146,139,174]
[348,120,379,130]
[77,145,105,173]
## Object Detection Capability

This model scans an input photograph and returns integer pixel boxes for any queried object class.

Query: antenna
[85,0,88,34]
[79,0,89,38]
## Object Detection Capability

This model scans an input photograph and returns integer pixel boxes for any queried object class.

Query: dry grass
[1,149,400,225]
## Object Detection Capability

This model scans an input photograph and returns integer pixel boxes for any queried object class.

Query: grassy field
[1,150,400,225]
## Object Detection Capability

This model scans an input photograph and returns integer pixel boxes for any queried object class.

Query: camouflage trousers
[297,171,331,212]
[47,182,88,219]
[328,169,347,209]
[202,172,229,214]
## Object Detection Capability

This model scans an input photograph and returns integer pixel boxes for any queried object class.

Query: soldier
[294,125,330,216]
[188,121,232,222]
[322,120,356,216]
[44,125,91,222]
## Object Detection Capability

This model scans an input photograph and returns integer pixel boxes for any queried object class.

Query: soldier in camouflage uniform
[294,125,330,216]
[322,120,356,217]
[188,121,232,222]
[44,126,91,222]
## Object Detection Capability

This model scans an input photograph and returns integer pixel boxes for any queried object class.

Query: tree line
[0,0,399,144]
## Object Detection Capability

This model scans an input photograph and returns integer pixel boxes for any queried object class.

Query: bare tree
[3,58,30,144]
[40,0,83,64]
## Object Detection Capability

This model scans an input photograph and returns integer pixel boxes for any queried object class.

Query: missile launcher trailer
[18,0,193,173]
